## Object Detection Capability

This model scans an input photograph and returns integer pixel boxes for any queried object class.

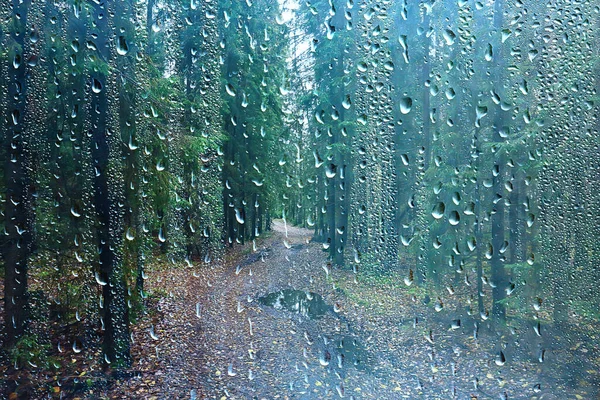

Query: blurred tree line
[285,0,600,347]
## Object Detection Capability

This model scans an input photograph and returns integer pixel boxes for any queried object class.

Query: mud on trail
[107,220,595,400]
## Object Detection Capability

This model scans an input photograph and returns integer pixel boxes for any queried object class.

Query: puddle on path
[259,290,373,373]
[258,289,330,319]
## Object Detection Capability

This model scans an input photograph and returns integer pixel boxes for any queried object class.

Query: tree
[1,0,34,348]
[88,0,130,368]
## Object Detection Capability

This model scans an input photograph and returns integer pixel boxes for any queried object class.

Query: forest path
[142,219,409,399]
[145,220,474,400]
[157,219,365,399]
[108,220,585,400]
[182,220,355,398]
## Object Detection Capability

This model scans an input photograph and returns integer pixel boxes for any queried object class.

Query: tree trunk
[89,1,130,369]
[490,0,508,322]
[2,0,33,348]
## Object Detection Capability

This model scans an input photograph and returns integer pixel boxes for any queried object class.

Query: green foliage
[10,334,57,370]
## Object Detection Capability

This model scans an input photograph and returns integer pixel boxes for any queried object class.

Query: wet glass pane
[1,0,599,398]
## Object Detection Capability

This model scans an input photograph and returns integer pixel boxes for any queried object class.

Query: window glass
[1,0,599,398]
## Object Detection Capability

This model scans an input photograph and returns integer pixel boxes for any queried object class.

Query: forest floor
[101,220,600,400]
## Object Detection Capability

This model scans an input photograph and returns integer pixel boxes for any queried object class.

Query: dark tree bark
[89,1,131,369]
[2,0,33,348]
[251,193,257,239]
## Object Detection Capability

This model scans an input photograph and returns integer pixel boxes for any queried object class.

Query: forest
[1,0,599,398]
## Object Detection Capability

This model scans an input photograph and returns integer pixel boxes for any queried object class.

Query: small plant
[10,334,54,370]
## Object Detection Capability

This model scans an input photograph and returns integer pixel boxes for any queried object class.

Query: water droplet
[92,78,103,94]
[72,339,83,353]
[449,210,460,225]
[158,227,166,243]
[495,350,506,366]
[126,228,135,241]
[95,272,107,286]
[527,213,535,227]
[452,192,461,205]
[401,234,413,247]
[527,253,535,265]
[467,237,476,251]
[434,298,444,312]
[29,26,39,43]
[227,363,237,376]
[485,244,493,259]
[443,29,456,45]
[70,206,81,218]
[225,83,236,97]
[319,350,331,366]
[325,164,336,178]
[475,105,488,122]
[400,154,409,166]
[484,43,493,61]
[404,269,414,286]
[519,79,528,95]
[464,202,475,215]
[116,36,129,55]
[11,110,19,126]
[432,202,445,219]
[128,135,138,150]
[326,23,335,40]
[235,208,245,224]
[399,97,413,114]
[149,325,159,340]
[342,95,352,109]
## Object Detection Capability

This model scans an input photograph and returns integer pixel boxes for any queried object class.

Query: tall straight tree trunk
[257,203,263,235]
[265,209,271,231]
[326,162,337,260]
[553,242,573,324]
[2,0,33,348]
[251,193,257,239]
[475,149,485,318]
[136,0,158,298]
[89,1,130,369]
[490,0,508,321]
[490,159,507,320]
[315,177,325,241]
[508,170,522,264]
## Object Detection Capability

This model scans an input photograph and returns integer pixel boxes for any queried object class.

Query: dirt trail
[108,220,595,400]
[164,220,360,399]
